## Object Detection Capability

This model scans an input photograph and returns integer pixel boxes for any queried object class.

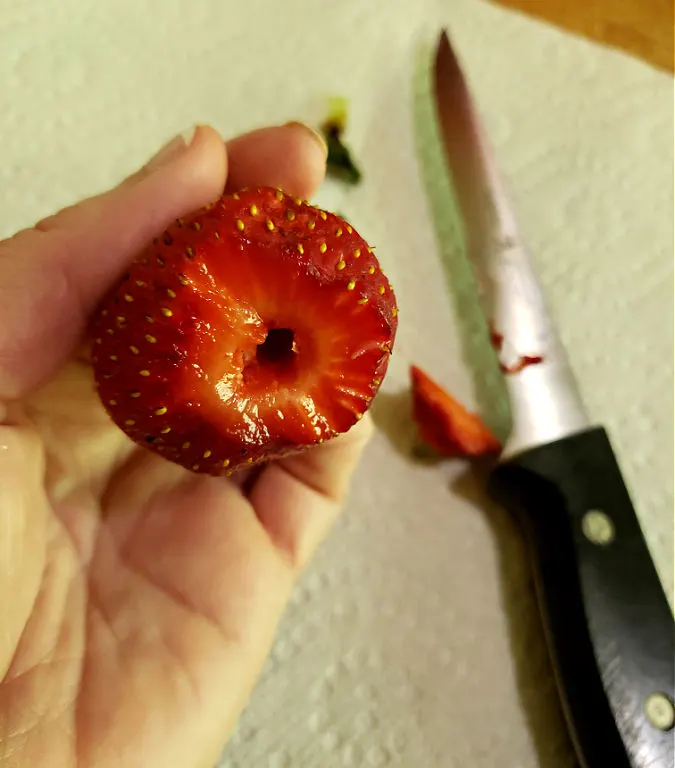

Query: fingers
[222,123,358,572]
[224,120,359,572]
[226,122,327,199]
[0,122,329,401]
[249,415,374,571]
[0,126,228,399]
[23,126,227,305]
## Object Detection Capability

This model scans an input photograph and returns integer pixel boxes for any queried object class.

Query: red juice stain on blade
[500,355,544,375]
[489,322,504,352]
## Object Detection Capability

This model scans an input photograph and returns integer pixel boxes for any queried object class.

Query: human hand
[0,124,372,768]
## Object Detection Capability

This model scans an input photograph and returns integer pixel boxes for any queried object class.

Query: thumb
[0,125,227,400]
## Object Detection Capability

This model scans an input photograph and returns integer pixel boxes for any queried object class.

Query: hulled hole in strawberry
[256,328,296,366]
[243,327,297,387]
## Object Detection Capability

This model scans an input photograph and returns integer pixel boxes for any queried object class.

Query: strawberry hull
[91,188,398,475]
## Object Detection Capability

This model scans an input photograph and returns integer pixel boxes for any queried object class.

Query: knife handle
[488,427,674,768]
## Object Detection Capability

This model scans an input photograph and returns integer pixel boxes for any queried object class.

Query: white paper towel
[1,0,672,766]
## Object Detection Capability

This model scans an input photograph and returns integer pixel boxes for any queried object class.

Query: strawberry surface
[91,188,398,475]
[410,365,501,458]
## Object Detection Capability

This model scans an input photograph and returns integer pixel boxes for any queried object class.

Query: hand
[0,124,372,768]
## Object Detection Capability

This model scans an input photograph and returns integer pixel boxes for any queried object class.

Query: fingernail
[146,126,198,171]
[284,121,328,159]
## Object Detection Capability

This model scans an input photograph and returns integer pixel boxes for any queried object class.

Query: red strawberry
[90,187,398,476]
[410,365,501,458]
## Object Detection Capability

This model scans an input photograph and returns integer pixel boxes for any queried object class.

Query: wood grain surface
[489,0,674,72]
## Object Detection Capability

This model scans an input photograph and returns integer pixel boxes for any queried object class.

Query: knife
[433,29,674,768]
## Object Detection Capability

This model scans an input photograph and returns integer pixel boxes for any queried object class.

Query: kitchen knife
[433,29,674,768]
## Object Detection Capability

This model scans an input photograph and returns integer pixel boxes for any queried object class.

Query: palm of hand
[0,125,367,768]
[3,355,293,767]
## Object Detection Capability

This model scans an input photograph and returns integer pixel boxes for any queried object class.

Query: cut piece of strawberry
[410,365,501,458]
[90,188,398,475]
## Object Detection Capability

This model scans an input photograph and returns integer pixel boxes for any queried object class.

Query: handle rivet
[581,510,615,545]
[645,693,675,731]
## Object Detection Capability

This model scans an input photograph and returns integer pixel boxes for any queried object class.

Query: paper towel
[1,0,672,766]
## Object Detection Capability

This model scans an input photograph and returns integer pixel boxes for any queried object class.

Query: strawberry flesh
[91,188,398,475]
[410,365,501,458]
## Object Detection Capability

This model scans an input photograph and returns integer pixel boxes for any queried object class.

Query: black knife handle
[488,427,674,768]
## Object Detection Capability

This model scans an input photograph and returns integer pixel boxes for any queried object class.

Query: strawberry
[410,365,501,458]
[90,187,398,475]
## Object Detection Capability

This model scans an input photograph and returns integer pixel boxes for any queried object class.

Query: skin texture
[0,123,373,768]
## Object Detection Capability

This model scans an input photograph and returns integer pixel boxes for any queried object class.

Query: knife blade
[433,29,674,768]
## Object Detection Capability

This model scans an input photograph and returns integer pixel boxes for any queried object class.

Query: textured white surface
[1,0,673,766]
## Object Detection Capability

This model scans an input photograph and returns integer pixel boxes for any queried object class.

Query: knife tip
[434,28,466,92]
[434,28,449,65]
[435,29,457,66]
